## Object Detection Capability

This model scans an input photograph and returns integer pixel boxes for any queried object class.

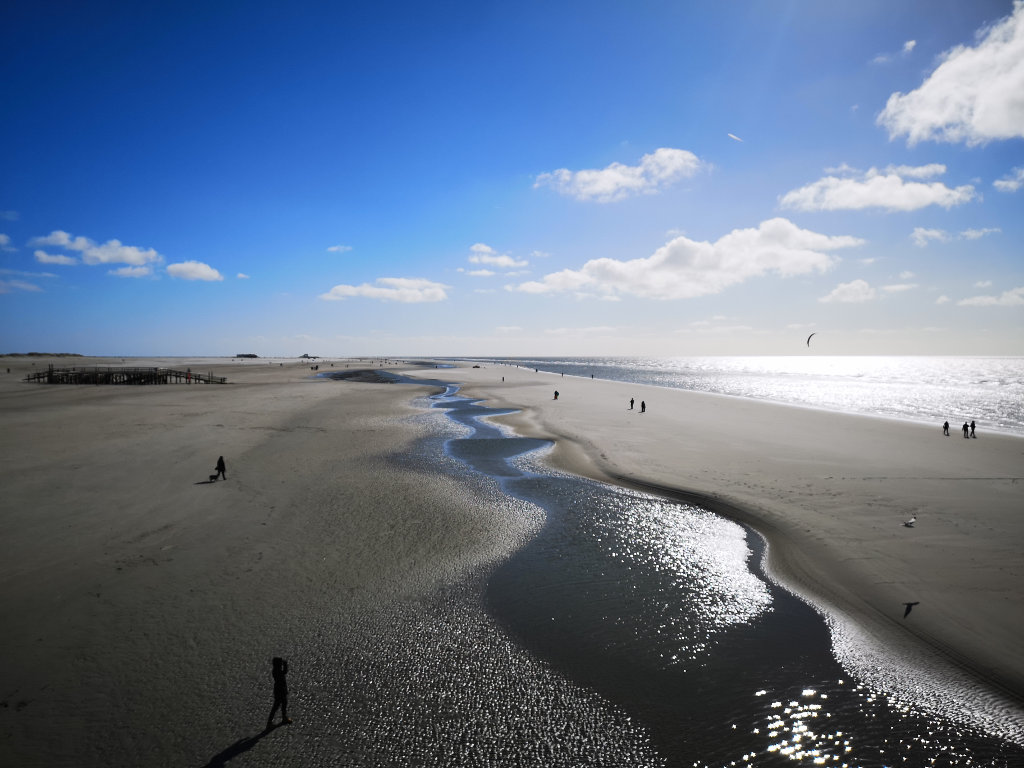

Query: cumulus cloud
[936,295,950,304]
[0,234,16,252]
[960,227,1000,240]
[819,279,876,303]
[780,166,976,212]
[877,2,1024,145]
[326,244,352,253]
[534,147,704,203]
[885,163,946,179]
[911,227,949,247]
[110,266,153,278]
[882,283,918,292]
[319,277,449,303]
[957,286,1024,306]
[903,40,917,54]
[993,166,1024,191]
[468,243,528,269]
[237,273,250,279]
[166,261,224,281]
[508,218,861,300]
[34,249,77,265]
[28,230,163,267]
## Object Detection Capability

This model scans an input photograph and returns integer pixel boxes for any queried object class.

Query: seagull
[903,602,919,618]
[903,515,917,527]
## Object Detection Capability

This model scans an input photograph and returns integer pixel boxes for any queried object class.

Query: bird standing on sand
[903,602,920,618]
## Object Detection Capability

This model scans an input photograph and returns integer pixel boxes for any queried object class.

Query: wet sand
[418,362,1024,710]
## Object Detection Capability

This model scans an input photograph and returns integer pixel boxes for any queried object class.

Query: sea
[453,356,1024,437]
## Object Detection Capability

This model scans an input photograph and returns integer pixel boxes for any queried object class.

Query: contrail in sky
[728,133,743,142]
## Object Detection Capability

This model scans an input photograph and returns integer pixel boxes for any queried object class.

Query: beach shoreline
[410,362,1024,725]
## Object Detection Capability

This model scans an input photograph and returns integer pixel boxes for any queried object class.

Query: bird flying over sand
[806,332,816,347]
[903,515,916,527]
[727,133,743,142]
[903,602,919,618]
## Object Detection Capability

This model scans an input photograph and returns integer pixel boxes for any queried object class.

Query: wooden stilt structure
[22,365,228,385]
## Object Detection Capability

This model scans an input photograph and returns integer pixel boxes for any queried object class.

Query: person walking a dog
[215,455,226,480]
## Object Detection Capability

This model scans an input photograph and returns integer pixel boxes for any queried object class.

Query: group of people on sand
[943,420,976,438]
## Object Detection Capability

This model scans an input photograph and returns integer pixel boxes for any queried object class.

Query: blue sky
[2,0,1022,356]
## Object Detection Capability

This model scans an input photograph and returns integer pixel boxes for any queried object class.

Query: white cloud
[509,218,861,300]
[319,277,449,303]
[544,326,618,336]
[29,230,163,267]
[534,147,704,203]
[727,133,743,142]
[496,326,522,333]
[885,163,946,179]
[780,166,975,212]
[237,273,250,279]
[819,279,876,303]
[957,286,1024,306]
[903,40,917,54]
[0,279,42,293]
[993,167,1024,191]
[960,227,1000,240]
[975,280,993,287]
[911,227,949,247]
[899,271,915,279]
[936,295,950,304]
[882,283,918,293]
[34,249,77,265]
[530,250,551,259]
[110,265,153,278]
[458,268,496,277]
[0,234,16,252]
[877,2,1024,145]
[468,243,528,269]
[326,244,352,253]
[166,261,223,281]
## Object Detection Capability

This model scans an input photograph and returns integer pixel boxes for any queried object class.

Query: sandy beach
[422,363,1024,708]
[1,356,1022,765]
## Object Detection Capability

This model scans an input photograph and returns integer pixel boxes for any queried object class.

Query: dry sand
[411,363,1024,711]
[0,356,541,766]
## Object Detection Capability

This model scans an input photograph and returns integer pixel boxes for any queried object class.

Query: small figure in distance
[942,420,949,436]
[629,398,634,410]
[970,420,976,438]
[640,401,646,413]
[215,456,226,480]
[266,657,292,729]
[553,390,559,400]
[962,422,969,439]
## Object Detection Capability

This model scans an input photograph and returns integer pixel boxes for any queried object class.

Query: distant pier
[23,365,227,385]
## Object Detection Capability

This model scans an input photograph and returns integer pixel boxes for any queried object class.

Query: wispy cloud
[993,166,1024,192]
[319,277,449,303]
[727,133,743,142]
[780,165,975,212]
[819,279,875,303]
[34,249,77,265]
[957,286,1024,306]
[0,279,43,293]
[110,265,154,278]
[882,283,918,293]
[166,261,223,281]
[960,227,1000,240]
[877,3,1024,145]
[326,244,353,253]
[534,147,704,203]
[509,218,861,300]
[0,234,16,252]
[911,227,949,247]
[237,273,250,279]
[871,38,917,64]
[468,243,527,270]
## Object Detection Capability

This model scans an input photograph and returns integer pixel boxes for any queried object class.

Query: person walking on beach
[266,657,292,729]
[962,422,969,438]
[215,456,226,480]
[970,420,976,438]
[640,400,646,413]
[553,390,559,400]
[629,398,634,410]
[942,421,949,436]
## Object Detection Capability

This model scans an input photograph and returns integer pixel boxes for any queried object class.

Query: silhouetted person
[640,401,646,413]
[629,398,634,410]
[553,390,559,400]
[970,420,976,438]
[215,456,226,480]
[266,657,291,729]
[942,421,949,436]
[962,422,969,438]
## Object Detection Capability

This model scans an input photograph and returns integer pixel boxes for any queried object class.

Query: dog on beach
[209,474,219,482]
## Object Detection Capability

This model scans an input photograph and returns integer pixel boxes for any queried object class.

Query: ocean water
[457,356,1024,437]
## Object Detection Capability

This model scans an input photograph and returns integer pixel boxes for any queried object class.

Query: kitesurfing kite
[806,332,816,347]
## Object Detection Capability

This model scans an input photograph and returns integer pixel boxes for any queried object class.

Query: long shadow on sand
[201,724,281,767]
